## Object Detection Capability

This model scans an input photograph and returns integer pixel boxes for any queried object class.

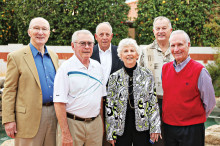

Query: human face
[120,45,139,68]
[170,33,190,65]
[153,19,172,42]
[28,18,50,47]
[95,24,113,51]
[72,33,94,63]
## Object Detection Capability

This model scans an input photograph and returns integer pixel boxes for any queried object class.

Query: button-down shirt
[173,56,216,117]
[139,40,174,96]
[30,43,56,104]
[98,44,112,86]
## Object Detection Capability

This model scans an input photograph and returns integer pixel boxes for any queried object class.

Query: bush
[206,51,220,97]
[0,0,18,44]
[1,0,130,46]
[134,0,220,46]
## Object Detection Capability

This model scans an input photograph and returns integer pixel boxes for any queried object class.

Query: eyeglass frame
[74,41,94,47]
[29,26,50,33]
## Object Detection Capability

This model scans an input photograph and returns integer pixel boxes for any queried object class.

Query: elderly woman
[105,38,161,146]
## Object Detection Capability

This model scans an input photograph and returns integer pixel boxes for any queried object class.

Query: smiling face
[120,45,139,68]
[72,33,94,64]
[28,18,50,47]
[153,19,172,42]
[95,23,113,51]
[170,33,190,65]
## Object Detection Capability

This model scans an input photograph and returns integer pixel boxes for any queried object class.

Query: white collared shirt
[53,55,106,118]
[98,44,112,86]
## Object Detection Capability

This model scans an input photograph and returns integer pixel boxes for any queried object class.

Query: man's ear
[28,29,31,37]
[95,34,98,41]
[71,42,75,50]
[188,42,191,47]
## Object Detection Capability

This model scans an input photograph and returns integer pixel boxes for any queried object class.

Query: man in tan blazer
[2,17,59,146]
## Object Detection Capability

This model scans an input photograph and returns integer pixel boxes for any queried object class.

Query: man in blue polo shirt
[2,17,59,146]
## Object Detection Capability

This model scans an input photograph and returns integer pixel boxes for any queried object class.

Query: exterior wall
[0,44,218,77]
[126,0,138,21]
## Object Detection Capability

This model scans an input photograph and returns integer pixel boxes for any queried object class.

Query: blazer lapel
[111,46,117,74]
[23,46,41,89]
[48,49,59,71]
[92,45,101,63]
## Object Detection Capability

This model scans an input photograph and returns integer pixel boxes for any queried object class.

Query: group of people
[2,16,216,146]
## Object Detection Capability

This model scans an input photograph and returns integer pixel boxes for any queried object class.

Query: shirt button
[46,76,49,78]
[50,96,52,98]
[49,86,51,88]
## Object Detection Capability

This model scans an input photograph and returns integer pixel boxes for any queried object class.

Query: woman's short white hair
[117,38,140,59]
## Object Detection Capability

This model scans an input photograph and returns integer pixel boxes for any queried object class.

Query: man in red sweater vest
[162,30,216,146]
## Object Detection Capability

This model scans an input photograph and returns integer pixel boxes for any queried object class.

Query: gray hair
[96,22,112,34]
[29,17,50,29]
[153,16,172,29]
[169,30,191,46]
[71,30,94,43]
[117,38,140,59]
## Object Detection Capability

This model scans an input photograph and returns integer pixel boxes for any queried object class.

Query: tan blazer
[2,45,59,138]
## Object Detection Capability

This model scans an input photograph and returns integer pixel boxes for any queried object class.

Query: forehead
[154,19,169,28]
[97,24,111,34]
[122,45,135,50]
[170,34,186,44]
[30,18,49,28]
[77,33,93,42]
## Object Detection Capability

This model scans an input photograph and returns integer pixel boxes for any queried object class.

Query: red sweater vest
[162,59,206,126]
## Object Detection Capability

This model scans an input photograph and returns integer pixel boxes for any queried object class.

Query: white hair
[117,38,140,59]
[29,17,50,29]
[169,30,191,46]
[71,30,94,43]
[96,22,112,34]
[153,16,172,29]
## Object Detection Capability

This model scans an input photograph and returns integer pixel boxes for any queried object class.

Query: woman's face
[120,45,139,68]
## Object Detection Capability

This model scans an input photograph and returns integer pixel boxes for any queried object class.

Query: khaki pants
[56,115,103,146]
[15,105,57,146]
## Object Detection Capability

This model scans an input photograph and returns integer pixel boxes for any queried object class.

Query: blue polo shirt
[30,43,56,104]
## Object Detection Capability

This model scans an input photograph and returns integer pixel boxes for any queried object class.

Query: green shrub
[206,51,220,97]
[134,0,220,46]
[1,0,130,46]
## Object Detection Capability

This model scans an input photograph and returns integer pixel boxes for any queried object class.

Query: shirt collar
[173,56,191,68]
[98,44,112,53]
[153,40,171,56]
[72,55,95,69]
[29,43,48,57]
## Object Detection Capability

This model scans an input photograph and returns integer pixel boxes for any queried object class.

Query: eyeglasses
[74,41,94,47]
[30,27,49,33]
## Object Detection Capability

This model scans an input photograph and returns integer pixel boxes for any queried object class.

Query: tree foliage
[134,0,220,46]
[206,52,220,97]
[0,0,18,44]
[1,0,130,45]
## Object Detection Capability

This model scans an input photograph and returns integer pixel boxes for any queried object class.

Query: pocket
[16,106,26,113]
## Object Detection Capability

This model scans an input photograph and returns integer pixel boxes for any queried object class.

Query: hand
[108,140,116,146]
[150,133,162,143]
[4,122,17,138]
[62,131,73,146]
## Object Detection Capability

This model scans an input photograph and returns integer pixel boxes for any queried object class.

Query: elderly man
[91,22,123,146]
[139,16,173,146]
[91,22,123,86]
[2,17,59,146]
[54,30,106,146]
[162,30,216,146]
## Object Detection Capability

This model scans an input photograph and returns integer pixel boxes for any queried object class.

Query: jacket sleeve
[105,74,118,141]
[2,54,19,124]
[147,75,161,134]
